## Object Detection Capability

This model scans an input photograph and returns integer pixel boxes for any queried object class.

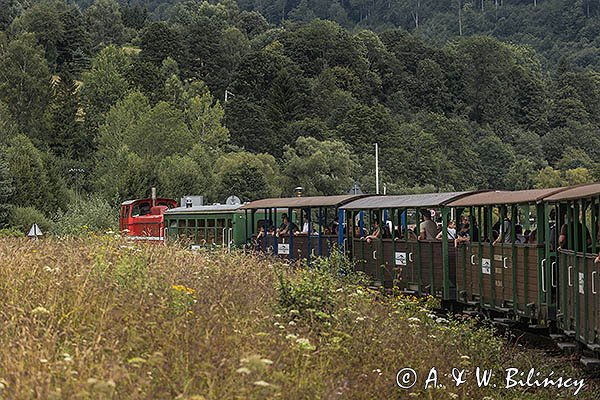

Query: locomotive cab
[120,198,177,239]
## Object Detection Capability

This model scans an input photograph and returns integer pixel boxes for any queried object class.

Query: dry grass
[0,236,597,399]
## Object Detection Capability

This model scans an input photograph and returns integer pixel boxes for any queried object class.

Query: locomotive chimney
[151,187,157,208]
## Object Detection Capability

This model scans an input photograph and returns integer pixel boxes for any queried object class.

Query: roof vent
[181,195,203,208]
[226,195,241,205]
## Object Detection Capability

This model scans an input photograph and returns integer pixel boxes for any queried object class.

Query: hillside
[1,0,600,232]
[0,236,596,398]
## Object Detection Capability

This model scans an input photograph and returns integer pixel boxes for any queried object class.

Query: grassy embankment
[0,236,597,399]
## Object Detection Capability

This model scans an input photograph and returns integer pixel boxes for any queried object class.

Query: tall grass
[0,236,596,399]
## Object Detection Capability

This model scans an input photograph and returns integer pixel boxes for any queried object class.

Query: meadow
[0,235,597,399]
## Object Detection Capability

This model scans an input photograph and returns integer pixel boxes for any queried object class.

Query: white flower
[236,367,251,375]
[31,306,50,316]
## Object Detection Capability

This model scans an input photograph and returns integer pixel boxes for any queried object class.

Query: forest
[1,0,600,234]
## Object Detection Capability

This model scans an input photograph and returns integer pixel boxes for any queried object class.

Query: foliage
[213,151,280,201]
[51,194,117,235]
[8,206,53,233]
[282,136,357,196]
[0,32,51,138]
[0,238,596,398]
[4,0,600,233]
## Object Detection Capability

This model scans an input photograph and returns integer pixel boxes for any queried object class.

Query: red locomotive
[119,189,177,241]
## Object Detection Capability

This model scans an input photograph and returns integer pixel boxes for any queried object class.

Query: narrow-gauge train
[119,182,600,361]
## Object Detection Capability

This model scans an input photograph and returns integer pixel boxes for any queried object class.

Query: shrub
[51,195,118,235]
[0,227,24,237]
[8,206,53,234]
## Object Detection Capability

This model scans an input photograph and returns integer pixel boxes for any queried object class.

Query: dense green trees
[3,0,600,233]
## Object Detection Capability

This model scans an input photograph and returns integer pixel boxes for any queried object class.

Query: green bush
[51,195,118,235]
[277,267,338,322]
[0,227,25,237]
[8,206,53,234]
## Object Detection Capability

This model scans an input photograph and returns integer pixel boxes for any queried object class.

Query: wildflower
[355,316,365,322]
[236,367,251,375]
[288,320,296,326]
[253,381,272,387]
[296,338,316,351]
[285,334,298,341]
[31,306,50,316]
[408,317,421,323]
[436,317,449,324]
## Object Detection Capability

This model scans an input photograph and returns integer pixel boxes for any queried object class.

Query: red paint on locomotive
[119,198,177,241]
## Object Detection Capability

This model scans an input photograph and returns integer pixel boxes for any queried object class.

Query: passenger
[558,212,592,252]
[436,220,457,240]
[382,221,392,239]
[492,206,511,245]
[455,223,470,245]
[300,216,310,234]
[409,227,419,240]
[361,220,381,243]
[419,209,437,240]
[527,229,537,244]
[549,208,558,251]
[331,217,340,235]
[515,224,526,244]
[276,214,291,237]
[256,225,265,240]
[470,219,480,242]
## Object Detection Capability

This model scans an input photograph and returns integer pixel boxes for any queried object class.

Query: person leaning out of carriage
[361,219,381,243]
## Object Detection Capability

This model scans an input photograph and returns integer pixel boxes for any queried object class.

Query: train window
[217,219,225,228]
[198,228,206,242]
[198,219,206,228]
[207,227,215,244]
[216,226,224,244]
[207,219,215,227]
[178,220,186,230]
[188,219,196,228]
[170,220,177,228]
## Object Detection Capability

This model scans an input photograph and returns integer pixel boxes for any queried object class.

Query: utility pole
[375,143,380,195]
